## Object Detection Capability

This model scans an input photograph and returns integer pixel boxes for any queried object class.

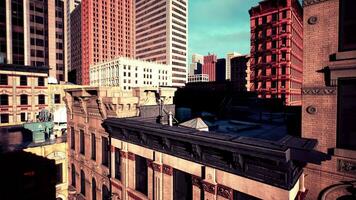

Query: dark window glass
[135,155,148,196]
[0,94,8,105]
[92,178,96,200]
[21,113,26,122]
[20,94,28,105]
[262,16,267,24]
[282,10,287,18]
[56,164,63,184]
[0,74,8,85]
[102,137,109,167]
[271,54,276,62]
[255,18,258,26]
[339,0,356,51]
[272,41,277,49]
[0,114,9,123]
[115,148,121,180]
[102,185,110,200]
[233,190,261,200]
[20,76,27,86]
[173,169,192,200]
[38,94,45,104]
[282,81,286,87]
[38,77,45,86]
[272,13,278,21]
[337,78,356,150]
[80,170,85,196]
[54,94,61,104]
[71,164,76,187]
[91,133,96,160]
[282,66,286,75]
[80,130,85,155]
[71,127,75,150]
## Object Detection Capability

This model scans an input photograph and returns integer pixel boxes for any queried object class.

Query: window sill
[330,50,356,61]
[333,148,356,159]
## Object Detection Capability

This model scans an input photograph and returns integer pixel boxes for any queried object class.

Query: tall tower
[135,0,188,87]
[226,52,241,80]
[79,0,135,85]
[1,0,66,82]
[249,0,303,105]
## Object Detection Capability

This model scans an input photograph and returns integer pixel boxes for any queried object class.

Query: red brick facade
[249,0,303,105]
[302,0,356,199]
[203,54,217,82]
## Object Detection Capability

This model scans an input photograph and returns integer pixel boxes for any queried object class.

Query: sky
[188,0,261,60]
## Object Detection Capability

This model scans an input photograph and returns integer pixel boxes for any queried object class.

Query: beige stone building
[64,86,329,200]
[0,64,48,126]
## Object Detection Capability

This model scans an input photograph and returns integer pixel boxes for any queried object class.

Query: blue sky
[188,0,261,60]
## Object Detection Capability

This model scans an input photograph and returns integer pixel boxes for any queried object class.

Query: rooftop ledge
[103,117,330,190]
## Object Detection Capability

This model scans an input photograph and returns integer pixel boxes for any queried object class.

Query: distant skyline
[188,0,261,60]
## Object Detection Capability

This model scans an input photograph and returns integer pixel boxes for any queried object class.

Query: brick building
[202,54,217,82]
[231,55,250,91]
[0,0,66,82]
[302,0,356,199]
[249,0,303,105]
[0,64,48,126]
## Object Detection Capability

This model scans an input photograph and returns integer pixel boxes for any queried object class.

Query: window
[233,190,260,200]
[92,178,97,200]
[173,169,192,200]
[337,78,356,150]
[91,133,96,160]
[20,76,27,86]
[102,137,109,167]
[0,94,8,105]
[271,54,277,62]
[20,94,28,105]
[56,164,63,184]
[38,77,45,86]
[115,148,121,180]
[80,130,85,155]
[255,18,259,26]
[54,94,61,104]
[272,13,278,21]
[281,81,286,87]
[0,74,8,85]
[282,10,287,19]
[262,16,267,24]
[281,66,286,75]
[71,164,76,187]
[272,40,277,49]
[102,185,110,200]
[71,127,75,150]
[38,94,45,104]
[272,27,277,35]
[135,155,148,196]
[339,0,356,51]
[0,114,9,123]
[80,170,85,196]
[281,52,287,60]
[272,81,277,88]
[21,113,26,122]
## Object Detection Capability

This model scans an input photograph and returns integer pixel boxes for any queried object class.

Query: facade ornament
[303,0,330,7]
[96,98,107,119]
[308,16,318,25]
[202,181,216,194]
[192,176,202,188]
[338,159,356,175]
[306,106,317,114]
[162,164,173,176]
[302,87,336,95]
[217,185,233,200]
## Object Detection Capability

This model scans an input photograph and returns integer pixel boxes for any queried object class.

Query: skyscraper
[226,52,241,80]
[79,0,135,85]
[1,0,66,82]
[249,0,303,105]
[135,0,188,87]
[203,54,217,82]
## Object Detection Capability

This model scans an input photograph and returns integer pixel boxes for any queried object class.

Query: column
[6,0,12,63]
[127,152,136,189]
[120,142,129,200]
[192,176,202,200]
[162,164,173,200]
[202,167,217,200]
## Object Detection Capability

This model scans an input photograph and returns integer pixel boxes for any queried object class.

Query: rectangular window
[135,155,148,196]
[20,76,27,86]
[56,164,63,184]
[337,78,356,150]
[80,130,85,155]
[54,94,61,104]
[102,137,109,167]
[339,0,356,51]
[0,74,8,85]
[0,94,8,105]
[20,95,28,105]
[115,148,121,180]
[38,77,45,86]
[282,10,287,19]
[91,133,96,160]
[21,113,26,122]
[271,54,277,62]
[173,169,192,200]
[38,95,45,104]
[71,127,75,150]
[0,114,9,123]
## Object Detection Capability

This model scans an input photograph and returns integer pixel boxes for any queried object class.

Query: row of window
[0,113,27,124]
[0,74,45,86]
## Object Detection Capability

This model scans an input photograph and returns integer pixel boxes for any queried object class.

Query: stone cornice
[302,87,337,95]
[303,0,331,7]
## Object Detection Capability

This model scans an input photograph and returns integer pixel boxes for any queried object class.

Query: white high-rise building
[226,52,241,80]
[135,0,188,87]
[90,57,172,90]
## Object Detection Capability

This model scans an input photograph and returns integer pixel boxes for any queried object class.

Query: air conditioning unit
[281,58,286,61]
[281,44,286,47]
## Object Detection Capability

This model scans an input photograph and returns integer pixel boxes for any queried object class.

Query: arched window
[102,185,110,200]
[92,178,96,200]
[80,170,85,196]
[71,164,76,187]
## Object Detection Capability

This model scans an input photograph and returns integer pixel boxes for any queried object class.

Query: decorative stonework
[217,185,233,200]
[162,164,173,176]
[192,176,202,188]
[152,163,162,172]
[202,181,216,194]
[307,16,318,25]
[337,159,356,175]
[303,0,330,7]
[302,87,336,95]
[127,152,135,161]
[120,151,128,158]
[146,159,153,168]
[306,106,317,114]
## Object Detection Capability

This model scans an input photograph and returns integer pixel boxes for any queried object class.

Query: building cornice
[303,0,331,7]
